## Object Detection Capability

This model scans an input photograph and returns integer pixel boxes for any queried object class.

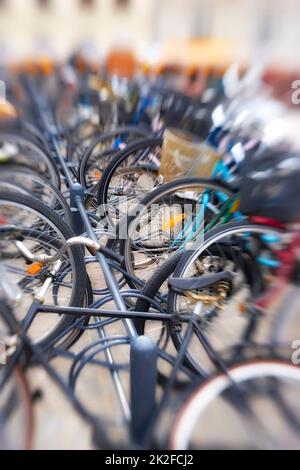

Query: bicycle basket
[160,128,220,182]
[239,148,300,223]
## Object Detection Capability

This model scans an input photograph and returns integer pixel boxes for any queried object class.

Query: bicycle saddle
[168,271,234,291]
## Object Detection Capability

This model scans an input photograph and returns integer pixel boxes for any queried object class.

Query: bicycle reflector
[26,262,43,276]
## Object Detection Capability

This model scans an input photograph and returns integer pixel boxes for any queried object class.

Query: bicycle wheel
[170,358,300,449]
[0,133,60,189]
[79,126,151,190]
[0,167,71,224]
[97,137,162,224]
[0,191,87,346]
[120,177,235,288]
[0,118,47,151]
[167,220,284,374]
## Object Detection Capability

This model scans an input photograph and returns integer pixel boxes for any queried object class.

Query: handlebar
[15,236,124,265]
[15,236,100,264]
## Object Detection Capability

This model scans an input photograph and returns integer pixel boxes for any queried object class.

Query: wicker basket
[160,128,220,182]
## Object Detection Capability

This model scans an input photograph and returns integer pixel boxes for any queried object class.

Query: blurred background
[0,0,299,73]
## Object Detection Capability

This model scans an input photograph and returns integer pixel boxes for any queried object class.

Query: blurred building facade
[0,0,298,69]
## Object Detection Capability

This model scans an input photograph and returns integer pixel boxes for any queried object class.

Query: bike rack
[22,74,158,445]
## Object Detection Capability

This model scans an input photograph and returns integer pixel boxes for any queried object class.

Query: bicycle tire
[97,137,162,210]
[0,132,60,189]
[170,358,300,449]
[120,177,234,289]
[0,191,87,348]
[0,167,72,224]
[79,126,151,188]
[167,220,283,374]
